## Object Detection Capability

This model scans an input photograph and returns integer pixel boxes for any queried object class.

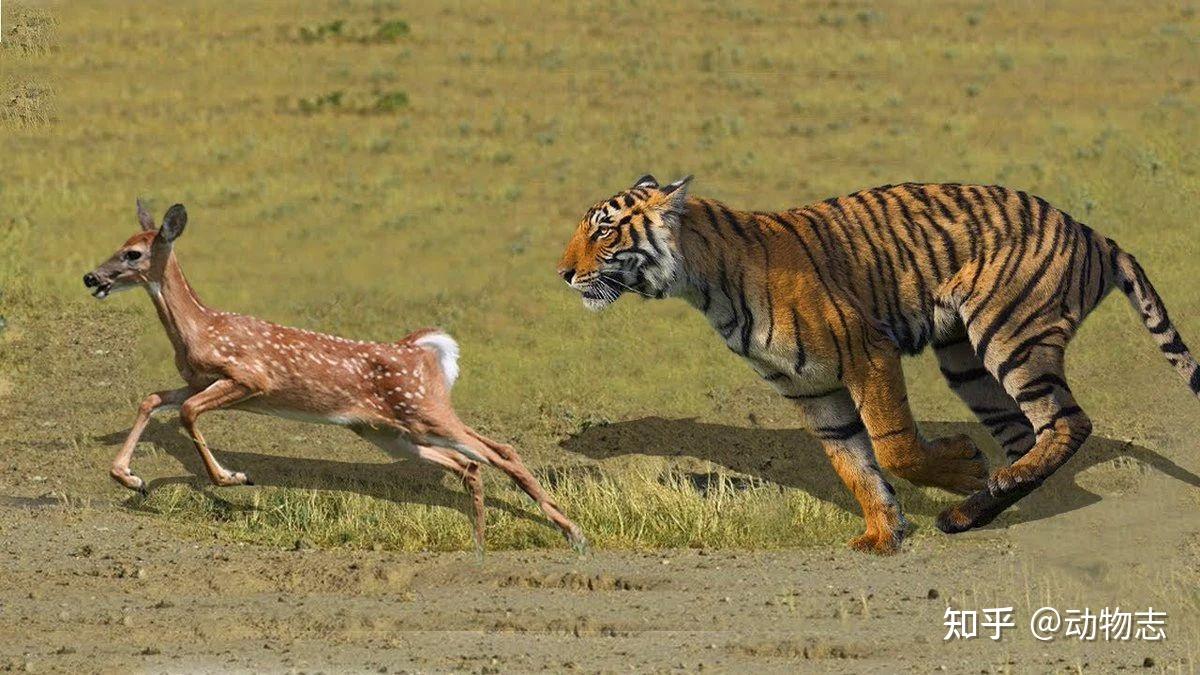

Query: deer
[83,199,587,553]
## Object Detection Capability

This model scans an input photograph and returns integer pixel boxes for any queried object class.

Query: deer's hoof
[214,471,252,487]
[111,467,147,495]
[566,527,589,556]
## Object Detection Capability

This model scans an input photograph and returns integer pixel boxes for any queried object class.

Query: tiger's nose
[83,272,99,288]
[558,267,575,284]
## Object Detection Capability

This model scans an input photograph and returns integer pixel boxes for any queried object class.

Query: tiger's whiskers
[601,274,654,299]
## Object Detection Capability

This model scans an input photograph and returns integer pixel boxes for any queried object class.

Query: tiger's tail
[1110,242,1200,396]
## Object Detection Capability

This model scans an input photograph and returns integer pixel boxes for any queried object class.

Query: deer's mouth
[84,271,135,300]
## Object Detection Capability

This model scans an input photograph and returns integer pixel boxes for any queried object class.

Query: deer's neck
[147,254,211,360]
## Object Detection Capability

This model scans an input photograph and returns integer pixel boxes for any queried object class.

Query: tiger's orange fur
[558,175,1198,554]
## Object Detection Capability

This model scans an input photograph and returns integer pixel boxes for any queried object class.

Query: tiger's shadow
[558,417,1200,527]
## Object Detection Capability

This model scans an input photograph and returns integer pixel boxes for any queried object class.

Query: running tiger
[557,175,1197,554]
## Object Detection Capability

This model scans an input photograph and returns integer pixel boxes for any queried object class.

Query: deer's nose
[83,272,100,288]
[558,267,575,284]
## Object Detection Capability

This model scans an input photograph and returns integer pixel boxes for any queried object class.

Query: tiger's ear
[659,175,693,212]
[632,174,659,189]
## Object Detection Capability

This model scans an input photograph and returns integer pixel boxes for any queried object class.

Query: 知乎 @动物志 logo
[943,605,1167,643]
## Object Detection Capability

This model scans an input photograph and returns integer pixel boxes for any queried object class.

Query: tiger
[556,175,1199,554]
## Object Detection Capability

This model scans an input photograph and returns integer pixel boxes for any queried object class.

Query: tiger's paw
[987,464,1042,496]
[920,435,988,495]
[935,502,975,534]
[936,484,1030,534]
[848,529,904,555]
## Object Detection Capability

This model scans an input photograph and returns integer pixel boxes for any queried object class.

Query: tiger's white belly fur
[696,297,843,398]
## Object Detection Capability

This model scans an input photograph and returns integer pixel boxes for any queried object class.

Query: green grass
[1,0,1198,551]
[138,463,960,552]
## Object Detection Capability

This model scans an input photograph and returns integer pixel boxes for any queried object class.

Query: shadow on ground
[93,419,549,528]
[90,416,1200,532]
[559,417,1200,526]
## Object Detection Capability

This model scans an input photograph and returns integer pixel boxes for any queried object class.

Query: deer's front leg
[179,379,257,487]
[112,387,195,493]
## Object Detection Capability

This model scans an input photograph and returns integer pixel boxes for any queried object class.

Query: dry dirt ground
[2,430,1198,673]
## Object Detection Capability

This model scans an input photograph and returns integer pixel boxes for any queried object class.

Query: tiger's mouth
[581,285,620,311]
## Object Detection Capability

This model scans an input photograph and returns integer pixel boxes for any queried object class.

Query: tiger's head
[557,174,692,311]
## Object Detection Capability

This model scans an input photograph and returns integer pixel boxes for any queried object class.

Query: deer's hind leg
[357,429,486,552]
[429,424,586,551]
[178,379,257,487]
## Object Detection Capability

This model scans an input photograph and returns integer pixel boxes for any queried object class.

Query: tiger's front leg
[844,349,989,496]
[784,387,907,554]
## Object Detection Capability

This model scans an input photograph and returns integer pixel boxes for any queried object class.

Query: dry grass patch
[2,4,56,55]
[1,81,53,127]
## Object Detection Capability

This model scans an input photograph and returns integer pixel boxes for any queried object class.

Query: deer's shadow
[94,419,548,528]
[559,417,1200,526]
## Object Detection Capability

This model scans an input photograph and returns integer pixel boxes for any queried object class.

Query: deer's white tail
[415,331,460,388]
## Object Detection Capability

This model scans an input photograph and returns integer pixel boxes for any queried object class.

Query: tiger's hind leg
[937,356,1091,533]
[934,328,1036,465]
[936,251,1095,533]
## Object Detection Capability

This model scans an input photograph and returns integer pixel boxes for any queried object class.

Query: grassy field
[1,0,1198,552]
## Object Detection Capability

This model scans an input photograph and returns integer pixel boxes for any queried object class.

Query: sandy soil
[1,437,1197,674]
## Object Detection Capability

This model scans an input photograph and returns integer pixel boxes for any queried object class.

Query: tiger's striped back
[683,184,1115,357]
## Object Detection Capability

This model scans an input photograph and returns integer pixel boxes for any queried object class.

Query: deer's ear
[136,198,156,231]
[157,204,187,244]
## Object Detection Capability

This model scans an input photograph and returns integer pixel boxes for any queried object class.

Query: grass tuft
[2,81,54,127]
[2,4,57,55]
[290,90,409,116]
[292,18,410,45]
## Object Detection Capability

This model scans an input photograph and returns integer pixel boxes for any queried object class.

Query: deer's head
[83,200,187,299]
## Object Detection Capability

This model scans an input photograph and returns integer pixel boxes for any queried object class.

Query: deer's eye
[123,250,142,262]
